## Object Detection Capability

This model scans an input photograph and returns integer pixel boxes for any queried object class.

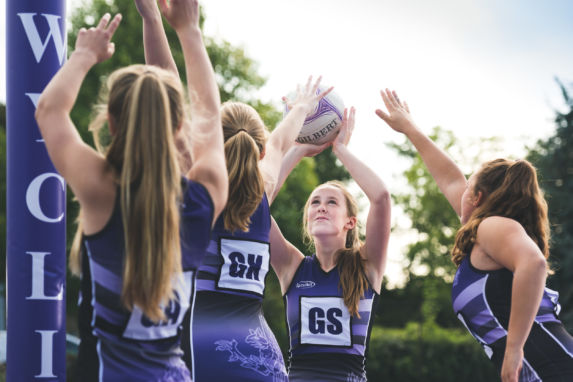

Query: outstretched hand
[333,107,356,148]
[375,89,416,135]
[75,13,122,64]
[283,76,334,117]
[159,0,200,32]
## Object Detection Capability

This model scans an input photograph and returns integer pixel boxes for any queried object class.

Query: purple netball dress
[185,193,288,381]
[284,255,379,381]
[452,254,573,381]
[76,179,214,381]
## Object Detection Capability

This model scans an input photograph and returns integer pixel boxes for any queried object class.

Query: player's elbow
[34,96,51,129]
[371,187,391,207]
[531,255,548,275]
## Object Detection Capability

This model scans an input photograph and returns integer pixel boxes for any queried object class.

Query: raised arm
[135,0,178,74]
[136,0,193,173]
[160,0,227,222]
[261,76,333,204]
[332,107,391,292]
[376,89,466,216]
[269,218,305,294]
[477,217,547,382]
[270,142,330,203]
[35,14,122,205]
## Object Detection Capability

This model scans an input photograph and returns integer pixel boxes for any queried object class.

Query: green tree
[527,79,573,331]
[389,127,462,281]
[386,127,503,328]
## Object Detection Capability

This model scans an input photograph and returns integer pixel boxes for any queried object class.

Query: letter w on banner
[6,1,67,380]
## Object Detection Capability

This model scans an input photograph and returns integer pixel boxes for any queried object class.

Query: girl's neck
[314,238,344,272]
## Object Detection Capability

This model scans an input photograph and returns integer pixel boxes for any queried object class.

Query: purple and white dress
[183,193,288,381]
[284,254,379,381]
[452,254,573,381]
[76,179,214,381]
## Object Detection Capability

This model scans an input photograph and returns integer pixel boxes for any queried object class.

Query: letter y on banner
[6,0,67,380]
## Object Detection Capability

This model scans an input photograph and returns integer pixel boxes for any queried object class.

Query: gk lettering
[309,307,343,335]
[229,252,262,280]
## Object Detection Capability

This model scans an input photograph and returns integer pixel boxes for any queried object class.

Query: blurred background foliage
[1,1,572,380]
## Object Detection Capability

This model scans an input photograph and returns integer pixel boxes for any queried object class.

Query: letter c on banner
[26,172,65,223]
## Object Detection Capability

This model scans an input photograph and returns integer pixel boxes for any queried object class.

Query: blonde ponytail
[220,102,267,232]
[70,65,185,322]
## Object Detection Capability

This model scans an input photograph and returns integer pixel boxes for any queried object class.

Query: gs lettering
[309,307,343,335]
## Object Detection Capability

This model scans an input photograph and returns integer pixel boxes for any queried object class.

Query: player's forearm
[404,126,465,214]
[270,145,307,202]
[333,143,389,204]
[506,258,547,351]
[142,13,178,74]
[36,50,95,122]
[177,27,220,118]
[269,104,308,155]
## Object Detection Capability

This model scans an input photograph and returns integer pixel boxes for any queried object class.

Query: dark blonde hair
[70,65,185,322]
[221,102,267,232]
[303,180,369,317]
[452,158,550,266]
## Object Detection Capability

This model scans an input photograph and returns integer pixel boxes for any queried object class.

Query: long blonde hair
[452,158,550,266]
[70,65,184,322]
[221,102,267,232]
[303,181,369,317]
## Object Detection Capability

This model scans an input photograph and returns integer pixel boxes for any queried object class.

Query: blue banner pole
[6,0,67,380]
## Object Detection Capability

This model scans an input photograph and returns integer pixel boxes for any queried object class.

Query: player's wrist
[70,49,98,68]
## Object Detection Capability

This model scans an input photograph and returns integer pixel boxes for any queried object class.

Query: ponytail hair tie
[230,128,248,138]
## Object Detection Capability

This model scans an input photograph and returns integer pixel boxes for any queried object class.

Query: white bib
[300,296,352,346]
[217,238,270,296]
[123,271,193,340]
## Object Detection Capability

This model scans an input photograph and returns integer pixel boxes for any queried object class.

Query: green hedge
[366,324,498,381]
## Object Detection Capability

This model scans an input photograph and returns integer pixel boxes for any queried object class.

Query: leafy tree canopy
[527,78,573,331]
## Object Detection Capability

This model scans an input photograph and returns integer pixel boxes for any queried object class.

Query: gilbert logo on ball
[284,85,345,145]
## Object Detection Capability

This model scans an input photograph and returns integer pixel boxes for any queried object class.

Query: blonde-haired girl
[270,107,391,381]
[35,1,227,380]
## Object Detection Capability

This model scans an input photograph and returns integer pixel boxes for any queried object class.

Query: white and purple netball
[284,85,345,145]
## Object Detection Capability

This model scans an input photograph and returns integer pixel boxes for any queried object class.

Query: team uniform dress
[185,193,288,381]
[76,179,214,382]
[284,254,379,382]
[452,254,573,381]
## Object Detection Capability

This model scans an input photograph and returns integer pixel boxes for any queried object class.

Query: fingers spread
[97,13,111,29]
[318,85,333,100]
[380,90,393,111]
[106,14,122,36]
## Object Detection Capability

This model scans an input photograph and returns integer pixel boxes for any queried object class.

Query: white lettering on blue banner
[17,13,66,64]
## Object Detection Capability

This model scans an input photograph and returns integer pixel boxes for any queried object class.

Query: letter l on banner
[6,0,67,380]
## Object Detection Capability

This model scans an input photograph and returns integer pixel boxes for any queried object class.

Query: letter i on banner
[6,0,67,380]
